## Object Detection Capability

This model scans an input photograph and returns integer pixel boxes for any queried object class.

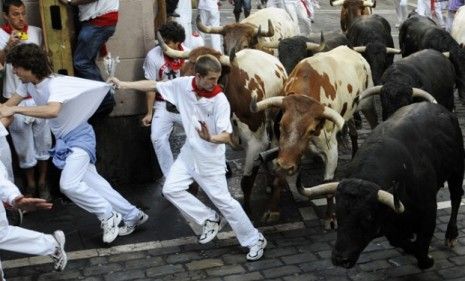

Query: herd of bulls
[159,2,465,270]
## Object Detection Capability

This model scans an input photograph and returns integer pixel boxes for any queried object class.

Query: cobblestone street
[4,0,465,280]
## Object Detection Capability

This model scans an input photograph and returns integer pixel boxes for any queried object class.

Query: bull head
[299,180,405,213]
[250,95,345,131]
[196,15,225,34]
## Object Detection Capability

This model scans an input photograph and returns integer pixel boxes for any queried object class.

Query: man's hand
[141,113,152,127]
[196,121,211,142]
[6,32,20,51]
[0,105,15,118]
[107,77,123,90]
[14,195,53,212]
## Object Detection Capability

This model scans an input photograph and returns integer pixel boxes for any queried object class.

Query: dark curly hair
[6,43,52,80]
[3,0,24,14]
[159,21,185,44]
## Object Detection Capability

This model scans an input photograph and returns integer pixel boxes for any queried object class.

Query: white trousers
[0,203,56,280]
[162,157,260,247]
[9,115,51,169]
[198,9,223,53]
[60,148,139,222]
[417,0,446,27]
[394,0,408,24]
[151,101,183,177]
[0,137,13,182]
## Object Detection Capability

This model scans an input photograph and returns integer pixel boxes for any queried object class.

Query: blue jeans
[74,23,116,115]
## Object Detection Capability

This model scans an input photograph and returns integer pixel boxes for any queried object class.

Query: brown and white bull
[330,0,376,32]
[157,33,289,223]
[251,46,376,228]
[196,7,298,55]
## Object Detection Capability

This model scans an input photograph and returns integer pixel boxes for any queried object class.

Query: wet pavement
[4,1,465,280]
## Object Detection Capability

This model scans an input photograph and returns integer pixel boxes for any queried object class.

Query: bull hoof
[446,238,457,248]
[418,255,434,269]
[261,210,281,223]
[324,217,338,230]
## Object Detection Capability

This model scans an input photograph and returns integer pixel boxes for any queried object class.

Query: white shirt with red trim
[155,76,232,175]
[0,26,42,99]
[16,75,110,138]
[78,0,119,22]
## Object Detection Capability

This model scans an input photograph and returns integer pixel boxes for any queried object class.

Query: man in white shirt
[0,0,52,200]
[110,54,267,261]
[0,161,67,277]
[142,21,185,178]
[198,0,223,53]
[0,43,148,244]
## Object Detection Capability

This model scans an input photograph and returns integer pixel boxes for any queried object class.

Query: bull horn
[219,55,231,66]
[412,88,437,103]
[255,20,275,37]
[250,95,284,113]
[306,31,326,52]
[359,85,383,100]
[298,181,339,198]
[321,106,345,131]
[156,31,190,59]
[196,14,224,34]
[353,46,366,53]
[442,52,450,58]
[386,47,401,54]
[330,0,344,6]
[363,0,376,7]
[260,41,280,49]
[377,190,405,213]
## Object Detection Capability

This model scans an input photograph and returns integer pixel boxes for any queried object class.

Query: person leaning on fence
[0,43,148,244]
[109,54,267,261]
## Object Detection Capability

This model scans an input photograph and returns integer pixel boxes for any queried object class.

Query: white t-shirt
[156,76,232,175]
[0,26,43,99]
[143,45,184,82]
[16,75,111,138]
[198,0,219,10]
[78,0,118,22]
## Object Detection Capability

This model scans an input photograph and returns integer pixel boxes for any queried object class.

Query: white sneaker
[246,233,267,261]
[198,214,221,244]
[101,212,122,243]
[50,230,67,271]
[119,210,149,236]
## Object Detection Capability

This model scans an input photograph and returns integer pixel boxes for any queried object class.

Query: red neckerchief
[1,23,28,34]
[191,77,223,99]
[163,44,185,71]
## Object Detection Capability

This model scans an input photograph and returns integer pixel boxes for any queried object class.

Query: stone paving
[3,1,465,280]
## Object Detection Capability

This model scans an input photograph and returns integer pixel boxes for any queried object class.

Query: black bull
[301,102,464,269]
[399,14,465,99]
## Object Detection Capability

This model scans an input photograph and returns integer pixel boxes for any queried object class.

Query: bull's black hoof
[226,162,233,178]
[418,255,434,269]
